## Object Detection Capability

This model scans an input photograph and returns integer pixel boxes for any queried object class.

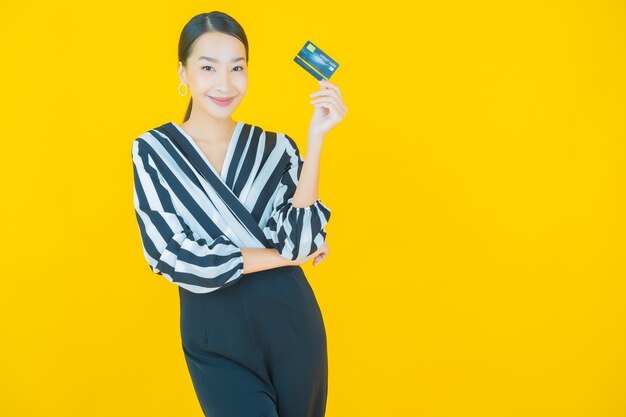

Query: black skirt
[178,265,328,417]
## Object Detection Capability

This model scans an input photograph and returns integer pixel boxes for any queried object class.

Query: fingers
[310,94,346,113]
[311,97,346,120]
[310,83,342,101]
[312,252,327,266]
[318,79,342,98]
[310,95,340,109]
[310,81,347,114]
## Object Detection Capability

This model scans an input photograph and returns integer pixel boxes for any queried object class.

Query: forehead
[191,31,246,58]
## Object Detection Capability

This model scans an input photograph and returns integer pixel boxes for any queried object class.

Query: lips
[208,95,235,107]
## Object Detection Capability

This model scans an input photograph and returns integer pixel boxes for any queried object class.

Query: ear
[178,61,187,85]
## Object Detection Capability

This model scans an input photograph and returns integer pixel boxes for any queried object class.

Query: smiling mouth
[209,96,235,102]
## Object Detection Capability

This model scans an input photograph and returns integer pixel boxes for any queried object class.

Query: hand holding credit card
[294,40,339,80]
[297,40,347,139]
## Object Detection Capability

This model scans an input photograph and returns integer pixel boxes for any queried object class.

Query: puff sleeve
[262,134,331,261]
[131,139,245,294]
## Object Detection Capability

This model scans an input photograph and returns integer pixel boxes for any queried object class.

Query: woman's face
[178,31,248,120]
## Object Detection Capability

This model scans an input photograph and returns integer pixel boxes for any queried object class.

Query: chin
[207,113,234,120]
[204,109,236,120]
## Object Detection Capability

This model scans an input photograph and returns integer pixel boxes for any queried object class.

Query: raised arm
[262,134,331,261]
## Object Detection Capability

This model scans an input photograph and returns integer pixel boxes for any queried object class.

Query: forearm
[240,247,294,274]
[291,135,324,208]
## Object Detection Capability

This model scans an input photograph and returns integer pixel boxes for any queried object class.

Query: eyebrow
[198,56,245,63]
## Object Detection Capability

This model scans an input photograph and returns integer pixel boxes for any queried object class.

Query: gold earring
[178,82,188,96]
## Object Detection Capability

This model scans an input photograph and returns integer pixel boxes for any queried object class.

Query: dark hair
[178,11,249,122]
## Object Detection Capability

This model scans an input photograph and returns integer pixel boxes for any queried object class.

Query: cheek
[189,72,207,88]
[233,74,248,92]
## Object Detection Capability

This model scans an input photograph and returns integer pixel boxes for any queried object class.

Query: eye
[201,65,214,71]
[233,66,244,71]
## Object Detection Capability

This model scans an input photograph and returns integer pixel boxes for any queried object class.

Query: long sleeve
[262,134,331,261]
[131,139,245,294]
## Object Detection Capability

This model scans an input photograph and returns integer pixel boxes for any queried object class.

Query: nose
[213,70,232,92]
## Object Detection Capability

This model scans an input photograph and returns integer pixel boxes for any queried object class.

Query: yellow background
[1,1,624,416]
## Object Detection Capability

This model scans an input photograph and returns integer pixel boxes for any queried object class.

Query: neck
[183,112,237,145]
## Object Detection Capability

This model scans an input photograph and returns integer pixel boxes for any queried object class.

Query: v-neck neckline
[156,120,273,249]
[170,120,243,181]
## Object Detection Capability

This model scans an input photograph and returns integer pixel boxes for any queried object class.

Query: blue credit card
[293,40,339,81]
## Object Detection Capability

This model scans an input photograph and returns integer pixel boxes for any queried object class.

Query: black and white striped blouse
[131,120,331,294]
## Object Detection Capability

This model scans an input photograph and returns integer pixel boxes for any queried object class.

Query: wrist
[307,130,325,144]
[306,138,324,155]
[275,249,296,267]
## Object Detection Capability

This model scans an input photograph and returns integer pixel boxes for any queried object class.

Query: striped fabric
[131,121,331,294]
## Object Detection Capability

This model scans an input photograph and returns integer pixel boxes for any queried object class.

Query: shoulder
[130,122,173,157]
[281,132,298,151]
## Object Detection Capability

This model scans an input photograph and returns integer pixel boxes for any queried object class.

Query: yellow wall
[1,1,624,416]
